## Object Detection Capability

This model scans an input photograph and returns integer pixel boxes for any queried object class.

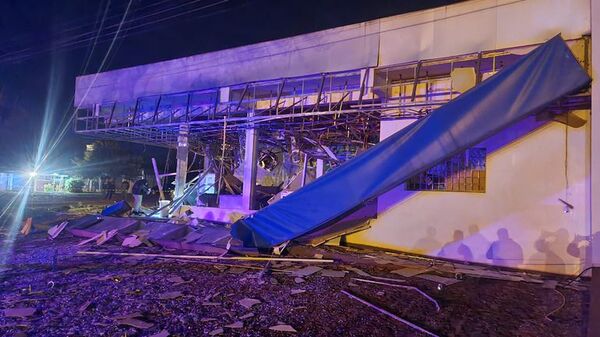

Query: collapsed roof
[231,35,592,248]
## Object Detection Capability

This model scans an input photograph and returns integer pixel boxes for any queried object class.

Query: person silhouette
[486,228,523,267]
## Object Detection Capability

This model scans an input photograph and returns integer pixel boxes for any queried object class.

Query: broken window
[405,148,486,192]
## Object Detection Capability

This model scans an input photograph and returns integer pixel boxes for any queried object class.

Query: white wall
[347,113,591,275]
[378,0,591,66]
[75,21,380,106]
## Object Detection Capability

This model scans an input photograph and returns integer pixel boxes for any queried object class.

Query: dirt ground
[0,193,591,337]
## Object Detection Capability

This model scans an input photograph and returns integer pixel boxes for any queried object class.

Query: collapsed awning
[231,35,592,248]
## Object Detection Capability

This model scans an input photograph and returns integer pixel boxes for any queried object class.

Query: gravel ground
[0,195,591,336]
[0,231,589,337]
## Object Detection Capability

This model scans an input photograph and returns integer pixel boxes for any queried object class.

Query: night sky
[0,0,461,173]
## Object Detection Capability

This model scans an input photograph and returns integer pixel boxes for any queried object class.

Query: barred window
[406,148,486,192]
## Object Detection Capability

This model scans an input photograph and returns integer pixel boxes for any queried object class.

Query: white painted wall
[75,21,380,105]
[378,0,591,66]
[348,114,591,275]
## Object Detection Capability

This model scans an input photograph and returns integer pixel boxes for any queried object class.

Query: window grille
[406,148,486,192]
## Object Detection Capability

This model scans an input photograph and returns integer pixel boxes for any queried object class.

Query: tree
[72,140,144,179]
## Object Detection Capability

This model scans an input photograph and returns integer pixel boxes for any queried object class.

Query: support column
[242,118,258,210]
[590,4,600,335]
[316,159,324,179]
[174,124,189,199]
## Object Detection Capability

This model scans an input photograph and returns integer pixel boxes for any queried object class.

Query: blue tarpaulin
[231,35,591,248]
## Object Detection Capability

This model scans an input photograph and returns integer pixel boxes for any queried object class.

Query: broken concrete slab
[390,267,429,278]
[292,266,322,277]
[269,324,297,332]
[224,321,244,329]
[453,268,524,282]
[68,215,103,233]
[209,328,224,336]
[48,221,68,240]
[70,217,138,238]
[158,291,183,300]
[320,269,347,278]
[116,317,154,329]
[417,274,461,286]
[149,330,169,337]
[239,298,261,309]
[4,308,36,318]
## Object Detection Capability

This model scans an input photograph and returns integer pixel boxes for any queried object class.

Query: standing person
[102,177,110,200]
[131,178,151,215]
[104,178,115,200]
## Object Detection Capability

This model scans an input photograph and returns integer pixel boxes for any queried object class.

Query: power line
[0,0,231,64]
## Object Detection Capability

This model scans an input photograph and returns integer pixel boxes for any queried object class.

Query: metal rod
[77,251,335,263]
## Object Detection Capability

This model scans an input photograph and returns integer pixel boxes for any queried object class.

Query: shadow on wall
[567,231,600,274]
[463,224,490,261]
[485,228,524,268]
[528,228,569,274]
[438,230,473,261]
[414,226,442,255]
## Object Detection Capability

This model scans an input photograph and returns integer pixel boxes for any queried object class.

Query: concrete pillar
[174,124,189,199]
[242,120,258,210]
[316,159,324,178]
[590,4,600,335]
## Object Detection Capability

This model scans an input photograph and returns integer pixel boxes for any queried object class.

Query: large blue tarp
[231,35,591,248]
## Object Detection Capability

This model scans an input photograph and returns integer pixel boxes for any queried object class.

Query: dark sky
[0,0,462,173]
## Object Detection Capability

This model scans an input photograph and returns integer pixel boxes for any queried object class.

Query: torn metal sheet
[231,36,591,248]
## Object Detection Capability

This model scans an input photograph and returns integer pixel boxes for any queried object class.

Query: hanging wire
[215,116,227,204]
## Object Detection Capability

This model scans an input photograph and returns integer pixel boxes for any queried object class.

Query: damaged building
[73,0,599,278]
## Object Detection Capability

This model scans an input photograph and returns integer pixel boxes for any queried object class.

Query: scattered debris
[224,321,244,329]
[239,298,261,309]
[292,266,322,277]
[202,302,221,306]
[48,221,68,240]
[209,328,224,335]
[78,300,93,313]
[116,317,154,329]
[291,289,306,295]
[77,251,334,263]
[149,330,170,337]
[96,229,118,245]
[20,218,32,236]
[4,308,36,318]
[390,267,429,278]
[158,291,182,300]
[417,274,461,286]
[77,231,106,246]
[352,278,441,312]
[341,290,439,337]
[122,235,143,248]
[344,266,406,283]
[166,275,186,284]
[269,324,298,333]
[320,269,346,278]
